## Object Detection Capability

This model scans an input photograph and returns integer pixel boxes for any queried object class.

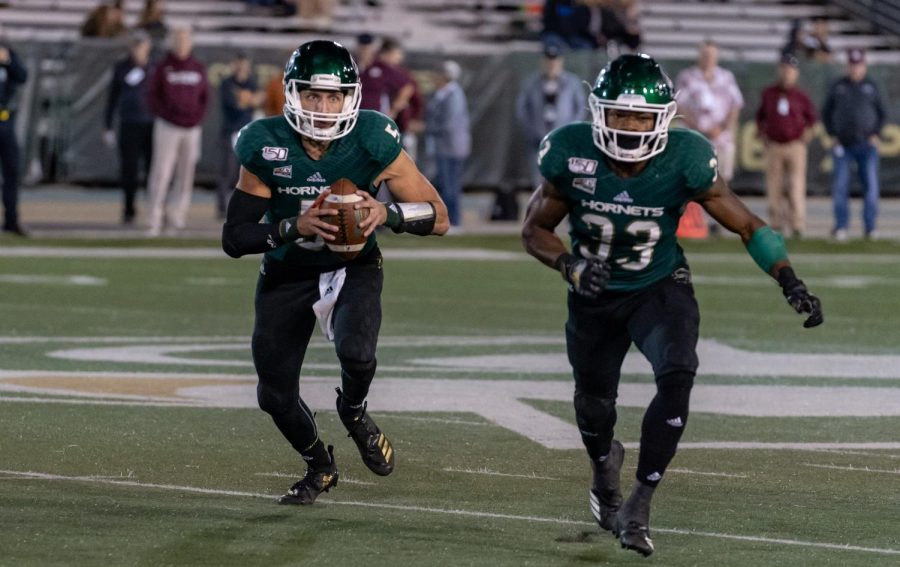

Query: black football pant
[118,121,153,221]
[252,250,383,457]
[566,272,699,487]
[0,119,21,229]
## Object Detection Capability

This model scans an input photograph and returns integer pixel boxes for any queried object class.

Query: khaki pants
[146,118,202,233]
[765,140,808,234]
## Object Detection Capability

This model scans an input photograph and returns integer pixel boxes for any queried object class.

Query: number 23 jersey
[539,124,718,292]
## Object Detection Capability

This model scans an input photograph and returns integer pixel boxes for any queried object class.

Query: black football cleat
[336,388,394,476]
[615,481,656,557]
[615,519,654,557]
[589,440,624,533]
[278,445,339,505]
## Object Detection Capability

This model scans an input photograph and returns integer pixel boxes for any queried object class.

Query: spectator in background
[781,19,807,60]
[425,60,471,229]
[675,40,743,236]
[296,0,334,24]
[755,53,817,238]
[0,31,28,236]
[516,44,587,189]
[216,51,259,218]
[782,17,832,63]
[138,0,168,41]
[262,49,292,118]
[676,40,744,184]
[81,0,127,38]
[588,0,642,53]
[263,70,286,117]
[804,16,832,63]
[542,0,597,50]
[354,32,378,74]
[145,26,208,237]
[104,31,154,225]
[360,37,423,158]
[822,48,885,241]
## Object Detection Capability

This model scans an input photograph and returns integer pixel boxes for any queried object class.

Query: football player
[521,54,823,557]
[222,40,449,505]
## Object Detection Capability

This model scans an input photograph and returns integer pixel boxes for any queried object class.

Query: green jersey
[235,109,403,269]
[538,124,717,291]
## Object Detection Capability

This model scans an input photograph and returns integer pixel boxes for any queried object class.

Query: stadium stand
[1,1,898,61]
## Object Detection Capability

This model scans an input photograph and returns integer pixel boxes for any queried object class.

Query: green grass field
[1,234,899,566]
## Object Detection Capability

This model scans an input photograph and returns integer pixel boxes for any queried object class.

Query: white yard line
[808,449,900,459]
[442,467,560,481]
[377,414,489,426]
[802,463,900,475]
[665,468,748,479]
[0,469,898,557]
[0,247,529,261]
[0,336,248,345]
[2,247,899,264]
[254,472,375,486]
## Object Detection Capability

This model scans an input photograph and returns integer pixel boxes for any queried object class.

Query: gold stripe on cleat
[383,444,393,462]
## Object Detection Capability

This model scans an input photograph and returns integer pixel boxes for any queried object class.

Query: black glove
[556,253,611,299]
[777,266,823,328]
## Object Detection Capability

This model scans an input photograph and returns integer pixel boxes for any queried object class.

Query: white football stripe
[326,242,366,252]
[324,194,363,203]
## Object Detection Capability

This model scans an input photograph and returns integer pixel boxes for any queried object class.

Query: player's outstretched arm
[221,167,337,258]
[366,150,450,236]
[698,177,823,328]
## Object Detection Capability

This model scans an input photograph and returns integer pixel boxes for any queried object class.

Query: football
[321,178,369,260]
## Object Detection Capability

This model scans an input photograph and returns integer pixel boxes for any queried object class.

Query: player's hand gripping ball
[319,178,369,260]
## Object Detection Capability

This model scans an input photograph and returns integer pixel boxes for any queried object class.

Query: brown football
[321,178,369,260]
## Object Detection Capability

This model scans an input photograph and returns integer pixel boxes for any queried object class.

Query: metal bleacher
[1,0,899,62]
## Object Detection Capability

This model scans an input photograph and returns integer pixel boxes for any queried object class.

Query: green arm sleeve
[746,226,789,274]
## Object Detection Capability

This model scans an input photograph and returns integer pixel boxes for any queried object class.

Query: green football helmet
[589,53,677,162]
[283,40,361,140]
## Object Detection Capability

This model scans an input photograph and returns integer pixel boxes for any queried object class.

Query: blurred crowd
[0,2,889,240]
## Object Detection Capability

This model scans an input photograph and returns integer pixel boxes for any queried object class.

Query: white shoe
[145,226,161,238]
[865,230,880,241]
[832,229,848,242]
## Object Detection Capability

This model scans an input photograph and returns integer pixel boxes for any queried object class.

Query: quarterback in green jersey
[222,40,449,506]
[522,54,823,557]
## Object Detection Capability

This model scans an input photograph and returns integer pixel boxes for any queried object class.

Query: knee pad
[655,371,695,423]
[657,371,694,399]
[574,390,618,434]
[256,383,296,417]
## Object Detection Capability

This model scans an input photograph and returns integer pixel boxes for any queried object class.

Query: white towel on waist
[312,268,347,341]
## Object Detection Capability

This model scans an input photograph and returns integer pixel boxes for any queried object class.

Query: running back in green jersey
[538,124,718,291]
[235,109,403,268]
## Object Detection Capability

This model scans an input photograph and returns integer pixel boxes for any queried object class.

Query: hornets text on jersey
[538,124,717,291]
[235,109,403,269]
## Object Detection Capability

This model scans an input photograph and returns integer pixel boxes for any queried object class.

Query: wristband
[555,252,575,281]
[278,217,300,242]
[384,203,401,229]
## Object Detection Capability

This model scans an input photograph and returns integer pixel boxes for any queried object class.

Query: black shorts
[565,270,700,397]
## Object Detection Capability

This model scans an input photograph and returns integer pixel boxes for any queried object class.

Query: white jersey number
[579,215,661,271]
